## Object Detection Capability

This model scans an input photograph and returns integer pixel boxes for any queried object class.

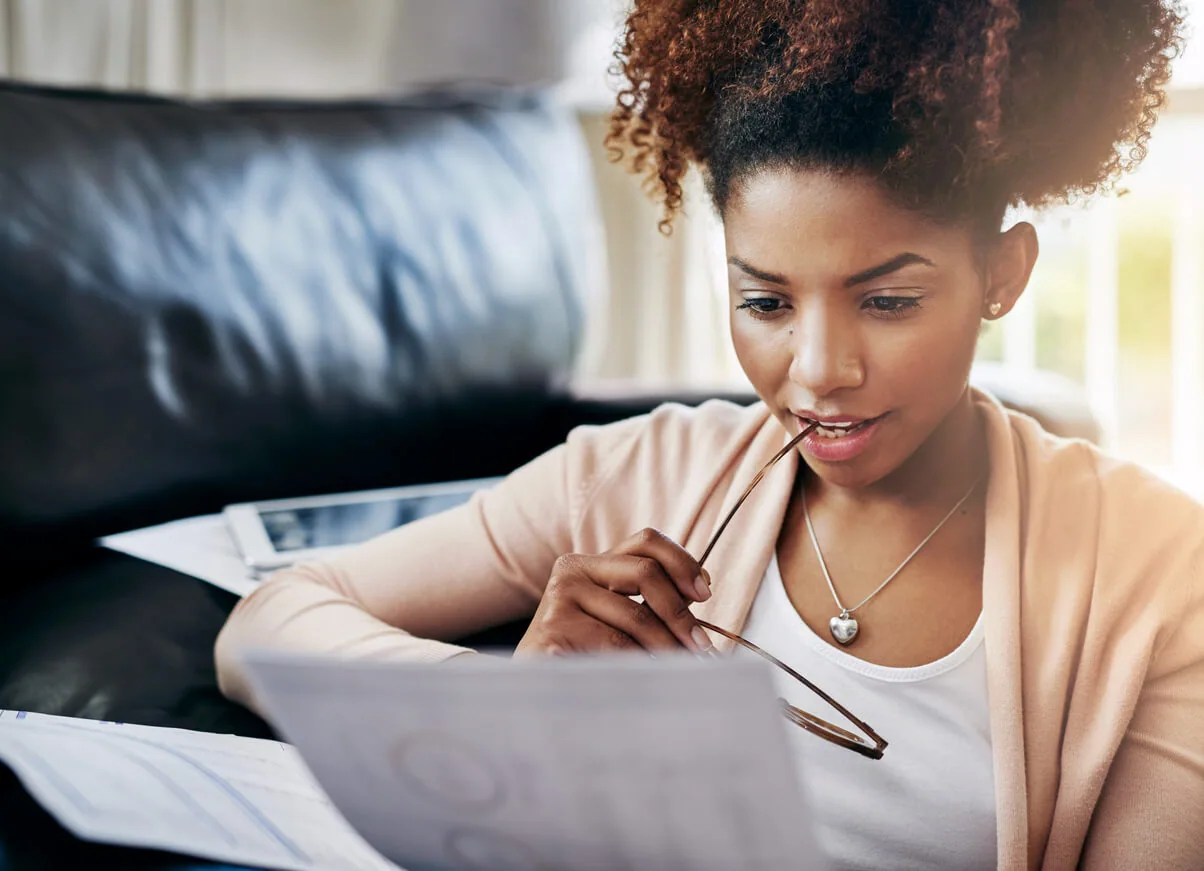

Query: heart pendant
[829,612,859,645]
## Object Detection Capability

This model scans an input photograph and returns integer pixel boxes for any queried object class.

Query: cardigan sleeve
[214,415,645,716]
[1079,530,1204,869]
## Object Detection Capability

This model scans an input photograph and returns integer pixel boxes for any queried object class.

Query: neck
[808,387,987,511]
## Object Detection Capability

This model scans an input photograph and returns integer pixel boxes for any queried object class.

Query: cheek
[877,303,981,404]
[729,313,793,388]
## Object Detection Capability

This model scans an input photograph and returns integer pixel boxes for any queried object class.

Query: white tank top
[737,552,997,871]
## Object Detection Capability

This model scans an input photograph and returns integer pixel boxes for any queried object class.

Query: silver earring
[987,301,1002,317]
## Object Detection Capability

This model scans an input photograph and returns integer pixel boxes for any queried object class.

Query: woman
[216,1,1203,868]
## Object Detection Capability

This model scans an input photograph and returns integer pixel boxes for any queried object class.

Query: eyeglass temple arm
[696,423,817,567]
[692,419,887,755]
[697,618,887,754]
[782,703,885,760]
[782,702,862,745]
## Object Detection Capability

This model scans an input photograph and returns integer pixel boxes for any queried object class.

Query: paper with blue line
[0,710,398,870]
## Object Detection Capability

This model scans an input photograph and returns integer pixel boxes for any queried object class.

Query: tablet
[223,476,501,573]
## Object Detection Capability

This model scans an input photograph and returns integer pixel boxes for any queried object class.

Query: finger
[548,612,642,654]
[636,573,713,653]
[575,553,708,653]
[573,583,683,652]
[525,567,652,656]
[614,528,710,603]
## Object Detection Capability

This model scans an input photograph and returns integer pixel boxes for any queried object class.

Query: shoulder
[563,398,773,490]
[990,395,1204,645]
[496,398,774,537]
[563,397,771,457]
[557,399,776,540]
[977,386,1200,524]
[1002,401,1202,537]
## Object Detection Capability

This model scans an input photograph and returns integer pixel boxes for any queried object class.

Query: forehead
[723,167,972,272]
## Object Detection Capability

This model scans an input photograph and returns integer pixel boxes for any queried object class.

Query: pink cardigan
[216,389,1204,869]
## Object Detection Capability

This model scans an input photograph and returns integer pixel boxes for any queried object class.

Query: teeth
[805,418,868,439]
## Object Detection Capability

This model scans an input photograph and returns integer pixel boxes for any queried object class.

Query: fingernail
[691,625,713,653]
[693,575,711,601]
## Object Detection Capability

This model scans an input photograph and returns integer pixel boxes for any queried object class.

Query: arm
[1080,542,1204,869]
[215,438,581,716]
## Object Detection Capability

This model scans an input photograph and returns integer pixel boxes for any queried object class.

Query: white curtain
[0,0,740,388]
[0,0,404,96]
[575,112,745,387]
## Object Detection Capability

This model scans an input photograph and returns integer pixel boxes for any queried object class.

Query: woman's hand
[514,528,714,657]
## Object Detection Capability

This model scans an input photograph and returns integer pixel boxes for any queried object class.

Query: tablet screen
[259,490,478,552]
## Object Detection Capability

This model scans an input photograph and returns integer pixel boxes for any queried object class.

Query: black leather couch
[0,82,760,871]
[0,83,1098,870]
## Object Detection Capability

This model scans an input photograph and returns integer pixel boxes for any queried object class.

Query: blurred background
[2,0,1201,496]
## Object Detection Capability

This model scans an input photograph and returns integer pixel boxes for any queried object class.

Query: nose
[787,302,865,398]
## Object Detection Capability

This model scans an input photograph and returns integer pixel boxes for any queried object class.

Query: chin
[799,454,891,489]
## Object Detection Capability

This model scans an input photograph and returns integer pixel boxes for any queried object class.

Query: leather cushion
[0,85,598,549]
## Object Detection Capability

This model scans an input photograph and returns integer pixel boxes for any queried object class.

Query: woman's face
[724,167,1031,489]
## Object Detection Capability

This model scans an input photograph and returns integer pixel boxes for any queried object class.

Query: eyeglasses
[692,422,888,760]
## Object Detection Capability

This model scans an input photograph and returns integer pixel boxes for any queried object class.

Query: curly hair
[607,0,1185,233]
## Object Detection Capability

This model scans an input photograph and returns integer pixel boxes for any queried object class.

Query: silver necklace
[803,477,983,646]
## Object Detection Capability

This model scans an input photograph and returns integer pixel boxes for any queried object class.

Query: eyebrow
[842,253,935,287]
[727,252,936,288]
[727,257,789,285]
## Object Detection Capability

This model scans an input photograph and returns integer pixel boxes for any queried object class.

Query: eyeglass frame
[692,422,889,761]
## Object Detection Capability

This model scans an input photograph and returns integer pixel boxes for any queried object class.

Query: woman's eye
[864,296,922,317]
[736,297,787,317]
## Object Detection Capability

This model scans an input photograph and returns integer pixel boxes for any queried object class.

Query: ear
[982,222,1039,319]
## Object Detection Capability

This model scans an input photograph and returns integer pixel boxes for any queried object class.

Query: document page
[100,513,261,597]
[0,710,399,871]
[242,653,827,871]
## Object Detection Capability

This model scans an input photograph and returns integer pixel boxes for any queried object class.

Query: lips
[793,412,888,463]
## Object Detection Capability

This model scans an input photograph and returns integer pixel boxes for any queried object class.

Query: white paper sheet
[0,711,400,871]
[99,514,261,598]
[242,652,828,871]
